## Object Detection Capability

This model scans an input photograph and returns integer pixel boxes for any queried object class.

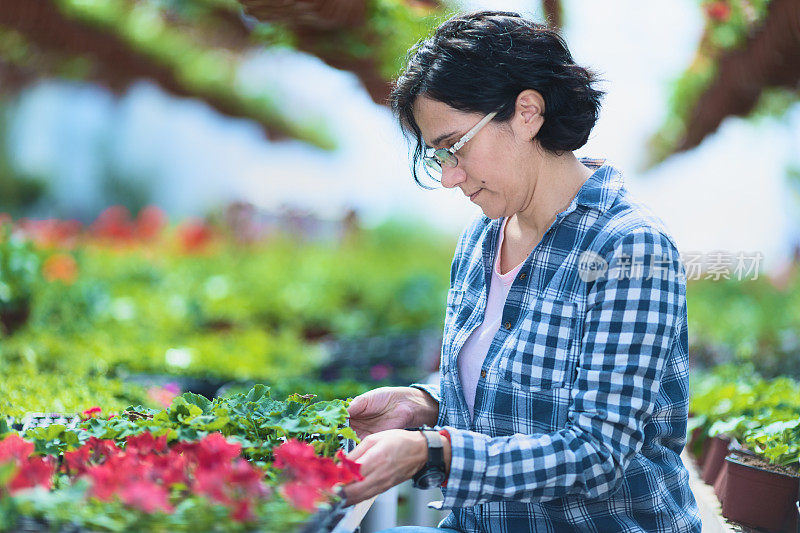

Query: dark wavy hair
[390,10,605,187]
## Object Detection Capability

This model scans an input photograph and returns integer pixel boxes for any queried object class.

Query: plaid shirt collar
[571,158,624,212]
[478,157,625,288]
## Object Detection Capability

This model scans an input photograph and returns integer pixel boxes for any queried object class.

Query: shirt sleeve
[409,383,441,404]
[434,227,686,508]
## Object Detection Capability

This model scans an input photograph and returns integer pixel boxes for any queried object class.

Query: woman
[343,10,701,533]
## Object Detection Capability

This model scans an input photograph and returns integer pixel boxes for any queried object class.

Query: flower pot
[0,300,31,335]
[713,457,728,504]
[688,425,708,467]
[796,500,800,533]
[701,436,730,485]
[14,516,84,532]
[720,454,800,533]
[796,499,799,533]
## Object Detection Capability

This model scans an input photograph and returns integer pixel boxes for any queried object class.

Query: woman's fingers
[341,430,428,505]
[343,444,396,504]
[346,394,369,418]
[346,434,378,462]
[349,419,381,440]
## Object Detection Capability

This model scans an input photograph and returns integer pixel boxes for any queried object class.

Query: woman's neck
[511,151,593,238]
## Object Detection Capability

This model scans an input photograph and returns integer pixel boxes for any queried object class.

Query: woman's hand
[347,387,438,439]
[341,429,450,505]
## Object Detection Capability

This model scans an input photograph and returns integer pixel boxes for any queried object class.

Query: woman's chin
[478,204,503,220]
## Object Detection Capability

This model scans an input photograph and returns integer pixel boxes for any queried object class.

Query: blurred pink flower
[369,364,392,381]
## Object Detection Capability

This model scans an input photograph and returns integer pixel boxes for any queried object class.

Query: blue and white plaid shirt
[412,158,701,532]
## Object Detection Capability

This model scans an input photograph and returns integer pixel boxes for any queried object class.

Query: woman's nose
[440,165,466,189]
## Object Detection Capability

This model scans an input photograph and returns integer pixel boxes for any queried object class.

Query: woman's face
[412,95,542,220]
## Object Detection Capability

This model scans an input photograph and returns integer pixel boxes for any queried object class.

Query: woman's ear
[512,89,545,141]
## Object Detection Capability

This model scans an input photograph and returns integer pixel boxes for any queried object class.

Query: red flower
[91,206,136,242]
[281,481,322,512]
[194,432,241,469]
[335,450,364,484]
[17,218,82,248]
[273,439,317,470]
[0,435,55,494]
[135,206,167,241]
[0,434,34,462]
[125,432,168,456]
[63,445,92,475]
[705,1,731,21]
[273,440,363,512]
[150,453,189,486]
[231,498,255,523]
[176,219,213,253]
[194,466,230,504]
[85,437,119,462]
[82,407,102,419]
[119,480,173,514]
[57,432,269,521]
[8,456,55,492]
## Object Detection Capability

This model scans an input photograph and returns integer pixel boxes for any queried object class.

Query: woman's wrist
[409,387,439,426]
[439,429,451,478]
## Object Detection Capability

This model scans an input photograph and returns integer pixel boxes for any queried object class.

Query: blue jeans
[375,529,460,533]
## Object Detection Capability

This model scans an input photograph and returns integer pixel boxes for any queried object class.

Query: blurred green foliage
[0,220,453,417]
[0,226,40,314]
[687,272,800,378]
[51,0,335,149]
[689,364,800,469]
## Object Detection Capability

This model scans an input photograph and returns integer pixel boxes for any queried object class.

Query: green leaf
[245,384,270,403]
[337,426,359,442]
[179,392,212,414]
[305,400,348,427]
[285,393,317,406]
[0,461,16,486]
[63,430,81,448]
[46,424,66,441]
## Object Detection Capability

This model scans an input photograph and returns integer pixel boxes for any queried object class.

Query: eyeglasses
[422,111,498,182]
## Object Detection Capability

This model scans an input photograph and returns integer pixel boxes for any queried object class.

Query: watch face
[417,469,446,489]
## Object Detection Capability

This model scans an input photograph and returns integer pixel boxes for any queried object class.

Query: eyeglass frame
[421,110,498,183]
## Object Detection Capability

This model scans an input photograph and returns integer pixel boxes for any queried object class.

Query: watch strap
[405,426,446,488]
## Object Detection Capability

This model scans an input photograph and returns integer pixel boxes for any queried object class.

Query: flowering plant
[1,386,363,530]
[273,439,363,511]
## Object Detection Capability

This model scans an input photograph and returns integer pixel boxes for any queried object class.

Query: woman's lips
[470,189,482,201]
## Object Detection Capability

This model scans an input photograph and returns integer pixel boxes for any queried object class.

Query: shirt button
[504,321,512,330]
[519,272,527,280]
[480,369,487,378]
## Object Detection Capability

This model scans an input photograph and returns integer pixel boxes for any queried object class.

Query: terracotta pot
[701,436,730,485]
[720,455,800,533]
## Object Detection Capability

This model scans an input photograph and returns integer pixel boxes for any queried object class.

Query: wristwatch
[404,425,446,489]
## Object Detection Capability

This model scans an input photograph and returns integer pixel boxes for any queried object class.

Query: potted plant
[0,226,40,335]
[719,418,800,532]
[1,386,369,532]
[720,453,799,532]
